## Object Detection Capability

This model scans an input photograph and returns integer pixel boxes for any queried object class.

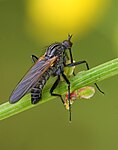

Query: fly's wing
[9,56,57,104]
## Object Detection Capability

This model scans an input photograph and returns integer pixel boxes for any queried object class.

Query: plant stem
[0,58,118,120]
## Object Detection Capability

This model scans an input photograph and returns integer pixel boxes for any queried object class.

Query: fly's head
[62,34,73,50]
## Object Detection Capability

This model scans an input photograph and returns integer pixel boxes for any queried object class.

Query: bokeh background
[0,0,118,150]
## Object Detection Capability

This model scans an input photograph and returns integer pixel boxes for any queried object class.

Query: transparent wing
[9,56,57,103]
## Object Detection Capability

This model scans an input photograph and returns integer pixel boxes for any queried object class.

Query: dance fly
[9,35,104,121]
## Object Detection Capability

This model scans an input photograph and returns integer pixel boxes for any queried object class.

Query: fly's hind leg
[50,75,64,104]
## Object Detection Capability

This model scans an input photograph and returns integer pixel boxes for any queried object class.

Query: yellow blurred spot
[26,0,110,42]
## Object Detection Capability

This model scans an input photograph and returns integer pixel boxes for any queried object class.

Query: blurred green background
[0,0,118,150]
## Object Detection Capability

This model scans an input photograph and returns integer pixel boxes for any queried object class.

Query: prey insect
[9,35,104,121]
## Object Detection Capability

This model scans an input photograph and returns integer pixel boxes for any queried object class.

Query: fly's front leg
[50,75,64,104]
[68,48,74,64]
[66,60,89,69]
[68,48,75,76]
[66,60,104,94]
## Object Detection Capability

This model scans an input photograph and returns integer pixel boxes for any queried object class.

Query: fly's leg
[66,60,89,69]
[68,48,75,76]
[61,72,71,122]
[66,61,104,94]
[50,73,71,121]
[31,55,38,63]
[68,48,74,64]
[50,75,64,104]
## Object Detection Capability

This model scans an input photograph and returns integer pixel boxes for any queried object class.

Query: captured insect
[9,35,104,121]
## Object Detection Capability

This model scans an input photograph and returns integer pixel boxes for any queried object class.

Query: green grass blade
[0,58,118,120]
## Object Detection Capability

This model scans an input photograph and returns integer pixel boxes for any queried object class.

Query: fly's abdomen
[31,86,41,104]
[31,68,53,104]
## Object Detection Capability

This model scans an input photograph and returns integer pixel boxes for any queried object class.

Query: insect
[9,35,104,121]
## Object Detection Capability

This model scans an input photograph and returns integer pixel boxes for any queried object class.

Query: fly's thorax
[45,43,64,59]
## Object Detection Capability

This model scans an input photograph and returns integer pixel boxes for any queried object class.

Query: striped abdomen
[31,68,53,104]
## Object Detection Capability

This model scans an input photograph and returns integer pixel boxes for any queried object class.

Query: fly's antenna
[68,34,73,41]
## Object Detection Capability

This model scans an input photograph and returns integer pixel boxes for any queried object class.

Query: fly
[9,35,104,121]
